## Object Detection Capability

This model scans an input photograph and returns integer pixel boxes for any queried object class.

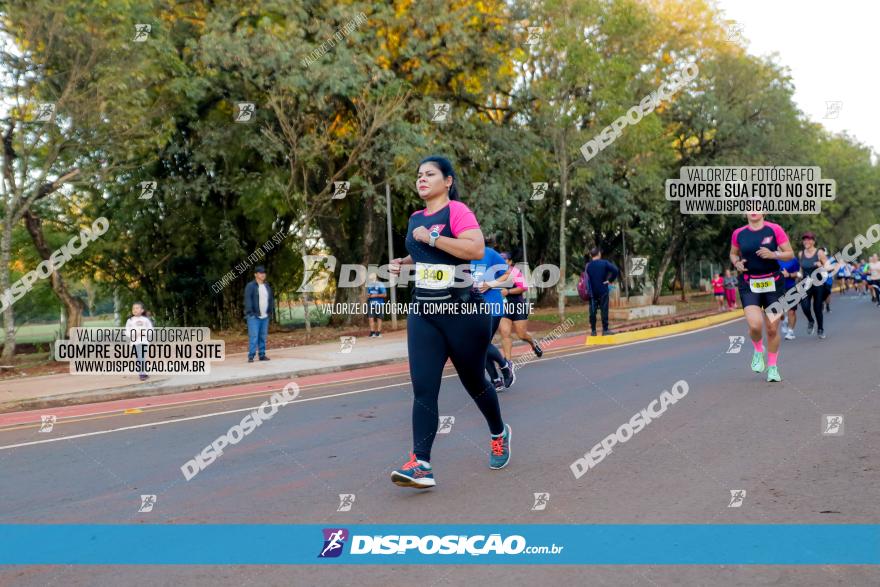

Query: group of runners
[831,255,880,303]
[729,213,880,383]
[385,157,876,490]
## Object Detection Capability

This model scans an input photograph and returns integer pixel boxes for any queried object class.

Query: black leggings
[485,315,506,381]
[407,306,504,462]
[800,285,824,330]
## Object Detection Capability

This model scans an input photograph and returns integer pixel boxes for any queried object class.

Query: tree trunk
[300,229,312,338]
[23,210,85,336]
[1,217,15,359]
[556,142,569,319]
[652,239,678,304]
[679,255,687,302]
[557,193,567,318]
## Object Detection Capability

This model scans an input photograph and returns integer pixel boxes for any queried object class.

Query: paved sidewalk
[0,331,410,413]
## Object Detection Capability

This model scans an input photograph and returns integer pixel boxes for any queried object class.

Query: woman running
[729,213,794,382]
[837,258,851,294]
[851,261,865,296]
[777,254,800,340]
[388,156,511,489]
[472,235,514,390]
[797,232,829,339]
[819,247,835,314]
[868,254,880,305]
[498,252,543,364]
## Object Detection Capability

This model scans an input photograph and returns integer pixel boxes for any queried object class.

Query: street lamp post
[385,181,397,329]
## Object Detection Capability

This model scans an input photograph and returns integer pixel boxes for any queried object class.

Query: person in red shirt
[711,273,725,311]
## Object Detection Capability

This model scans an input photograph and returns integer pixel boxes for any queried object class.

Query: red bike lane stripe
[0,333,584,427]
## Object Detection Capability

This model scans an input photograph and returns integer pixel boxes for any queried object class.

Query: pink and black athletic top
[731,221,789,276]
[406,200,480,265]
[505,265,528,304]
[406,200,481,296]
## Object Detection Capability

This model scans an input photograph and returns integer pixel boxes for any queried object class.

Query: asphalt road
[1,294,878,586]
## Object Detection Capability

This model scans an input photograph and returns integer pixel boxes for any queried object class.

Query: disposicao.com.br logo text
[318,529,564,558]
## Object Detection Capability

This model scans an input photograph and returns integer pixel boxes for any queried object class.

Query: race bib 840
[415,263,455,290]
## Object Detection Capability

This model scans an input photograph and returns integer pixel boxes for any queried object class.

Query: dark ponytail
[418,155,460,201]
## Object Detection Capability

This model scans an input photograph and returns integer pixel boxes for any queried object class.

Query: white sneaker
[784,331,795,341]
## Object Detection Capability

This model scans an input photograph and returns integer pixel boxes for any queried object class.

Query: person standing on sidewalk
[244,265,274,363]
[711,273,725,311]
[585,247,619,336]
[366,272,387,338]
[723,268,738,310]
[125,302,154,382]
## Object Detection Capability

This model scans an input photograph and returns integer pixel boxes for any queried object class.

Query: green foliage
[2,0,877,328]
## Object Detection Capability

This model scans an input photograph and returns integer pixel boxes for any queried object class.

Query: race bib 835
[749,277,776,293]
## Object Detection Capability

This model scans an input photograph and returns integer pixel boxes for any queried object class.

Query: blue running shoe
[500,360,515,388]
[489,423,512,470]
[391,453,435,488]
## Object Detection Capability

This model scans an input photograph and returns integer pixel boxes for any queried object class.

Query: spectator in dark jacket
[244,265,274,363]
[585,248,619,336]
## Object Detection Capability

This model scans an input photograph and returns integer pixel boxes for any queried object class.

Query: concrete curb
[586,311,743,345]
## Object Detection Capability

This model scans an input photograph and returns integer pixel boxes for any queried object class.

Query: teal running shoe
[751,351,765,373]
[391,453,435,488]
[766,365,781,382]
[489,423,512,470]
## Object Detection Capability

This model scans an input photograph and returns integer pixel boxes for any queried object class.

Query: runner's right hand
[389,258,405,276]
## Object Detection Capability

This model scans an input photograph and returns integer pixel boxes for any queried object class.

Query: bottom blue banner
[0,524,877,565]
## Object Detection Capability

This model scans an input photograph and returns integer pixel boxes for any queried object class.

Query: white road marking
[0,367,415,423]
[0,316,743,451]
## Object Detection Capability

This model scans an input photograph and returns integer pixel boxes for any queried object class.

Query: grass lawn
[0,318,117,345]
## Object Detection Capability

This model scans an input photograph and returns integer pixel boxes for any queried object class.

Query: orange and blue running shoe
[391,452,436,488]
[489,423,512,469]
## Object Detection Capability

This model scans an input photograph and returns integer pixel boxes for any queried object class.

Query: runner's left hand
[756,247,776,259]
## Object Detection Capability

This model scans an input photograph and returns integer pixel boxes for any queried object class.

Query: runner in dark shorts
[498,253,542,363]
[730,213,795,382]
[777,256,800,340]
